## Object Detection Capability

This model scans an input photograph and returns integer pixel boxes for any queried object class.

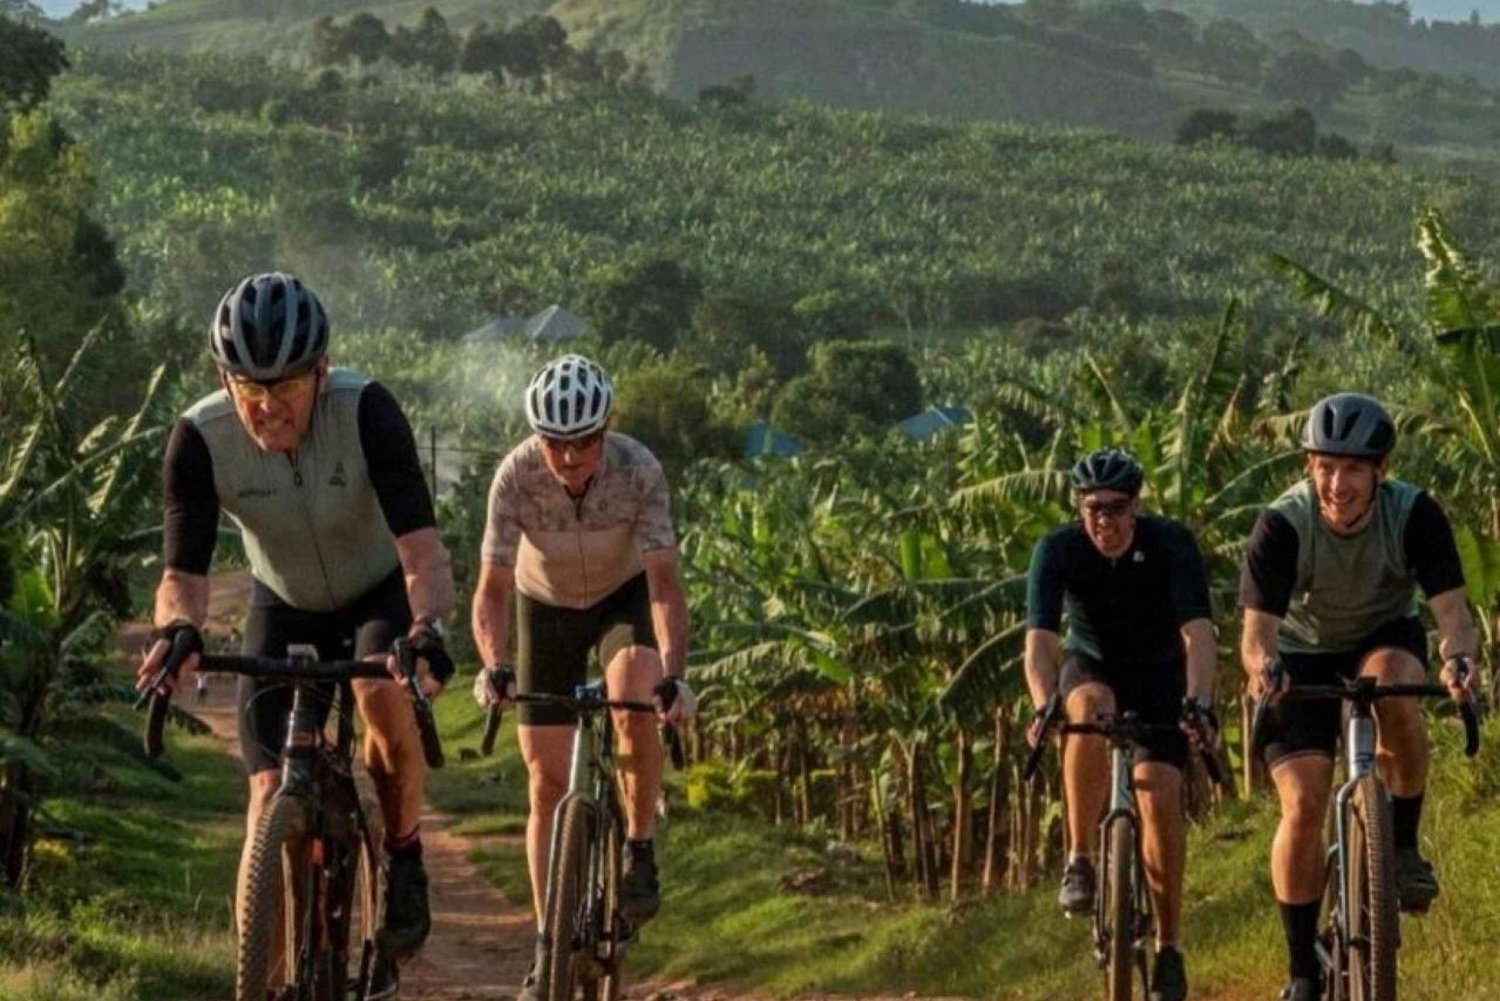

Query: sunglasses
[540,430,605,450]
[226,371,317,406]
[1081,497,1134,520]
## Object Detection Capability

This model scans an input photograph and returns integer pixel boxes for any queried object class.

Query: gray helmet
[1070,449,1144,496]
[209,272,329,381]
[1301,393,1395,459]
[525,354,613,439]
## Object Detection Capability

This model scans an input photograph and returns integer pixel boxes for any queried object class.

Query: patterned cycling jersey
[481,433,676,609]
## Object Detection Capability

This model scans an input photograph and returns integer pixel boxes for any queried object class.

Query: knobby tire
[237,793,311,1001]
[1347,777,1397,1001]
[546,797,597,1001]
[1104,818,1138,1001]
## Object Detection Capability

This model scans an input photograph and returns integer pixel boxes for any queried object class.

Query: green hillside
[1142,0,1500,86]
[50,0,1500,156]
[59,0,1183,137]
[46,44,1500,351]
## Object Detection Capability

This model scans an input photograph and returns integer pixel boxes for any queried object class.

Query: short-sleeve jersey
[482,433,676,609]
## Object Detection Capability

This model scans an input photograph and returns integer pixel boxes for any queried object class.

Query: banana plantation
[6,14,1500,966]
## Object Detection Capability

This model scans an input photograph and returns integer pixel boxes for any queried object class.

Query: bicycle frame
[541,686,628,971]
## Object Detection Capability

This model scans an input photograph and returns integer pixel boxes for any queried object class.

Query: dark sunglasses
[1081,497,1133,520]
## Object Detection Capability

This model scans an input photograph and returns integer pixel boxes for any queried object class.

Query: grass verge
[0,712,241,1000]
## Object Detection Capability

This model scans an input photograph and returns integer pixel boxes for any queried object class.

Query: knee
[606,645,662,702]
[1279,786,1328,835]
[528,765,567,811]
[1065,683,1114,723]
[1134,766,1184,814]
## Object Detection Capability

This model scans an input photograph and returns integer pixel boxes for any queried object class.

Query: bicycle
[480,684,684,1001]
[139,631,446,1001]
[1026,698,1227,1001]
[1251,664,1480,1001]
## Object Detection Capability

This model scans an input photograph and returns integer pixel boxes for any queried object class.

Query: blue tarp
[897,405,973,441]
[744,420,801,458]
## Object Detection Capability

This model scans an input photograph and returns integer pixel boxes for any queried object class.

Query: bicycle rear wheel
[238,793,312,1001]
[1346,777,1397,1001]
[545,797,599,1001]
[1102,818,1138,1001]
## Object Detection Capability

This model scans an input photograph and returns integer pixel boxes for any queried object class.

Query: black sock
[628,838,654,857]
[1279,900,1322,981]
[386,835,423,861]
[1392,792,1423,850]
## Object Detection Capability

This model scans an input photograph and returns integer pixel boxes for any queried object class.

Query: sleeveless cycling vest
[183,368,399,613]
[1270,477,1421,654]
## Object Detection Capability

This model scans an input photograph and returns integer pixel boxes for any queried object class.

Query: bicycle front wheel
[238,793,312,1001]
[545,797,599,1001]
[587,803,625,1001]
[1102,818,1139,1001]
[1346,777,1397,1001]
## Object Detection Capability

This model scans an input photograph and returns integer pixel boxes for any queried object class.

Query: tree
[611,358,737,479]
[688,293,807,378]
[0,14,66,112]
[772,340,922,443]
[390,8,457,74]
[1176,108,1239,146]
[1263,50,1349,110]
[1243,107,1318,157]
[0,111,128,429]
[581,258,703,351]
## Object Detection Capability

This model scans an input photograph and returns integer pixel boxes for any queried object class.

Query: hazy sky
[32,0,1500,23]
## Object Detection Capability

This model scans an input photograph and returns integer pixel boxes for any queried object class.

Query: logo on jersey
[329,461,348,488]
[1133,550,1145,563]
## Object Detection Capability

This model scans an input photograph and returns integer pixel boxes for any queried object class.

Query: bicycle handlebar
[140,646,447,769]
[1023,699,1229,789]
[1250,664,1482,759]
[479,686,686,770]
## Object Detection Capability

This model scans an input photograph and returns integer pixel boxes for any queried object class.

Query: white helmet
[525,354,613,439]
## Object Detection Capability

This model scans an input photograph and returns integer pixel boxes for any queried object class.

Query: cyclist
[1239,392,1477,1001]
[134,272,456,996]
[470,354,694,1001]
[1025,448,1216,1001]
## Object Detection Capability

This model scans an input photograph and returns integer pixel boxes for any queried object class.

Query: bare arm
[1024,628,1061,710]
[1180,617,1216,704]
[154,569,210,627]
[644,549,689,680]
[395,527,454,623]
[1429,586,1479,694]
[1240,608,1283,701]
[471,561,515,671]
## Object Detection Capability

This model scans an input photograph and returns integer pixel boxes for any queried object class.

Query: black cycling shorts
[237,568,410,774]
[516,572,656,727]
[1059,651,1188,770]
[1261,616,1428,768]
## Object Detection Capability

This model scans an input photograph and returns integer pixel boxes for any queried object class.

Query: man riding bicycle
[1025,449,1217,1001]
[1239,392,1477,1001]
[470,354,694,1001]
[135,272,456,997]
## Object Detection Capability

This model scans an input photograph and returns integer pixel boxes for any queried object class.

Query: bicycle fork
[1324,710,1379,977]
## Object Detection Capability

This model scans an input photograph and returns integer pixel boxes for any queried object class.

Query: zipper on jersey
[287,449,339,610]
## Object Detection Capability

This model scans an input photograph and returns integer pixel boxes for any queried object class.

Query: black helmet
[1301,393,1395,459]
[1070,449,1144,496]
[209,272,329,381]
